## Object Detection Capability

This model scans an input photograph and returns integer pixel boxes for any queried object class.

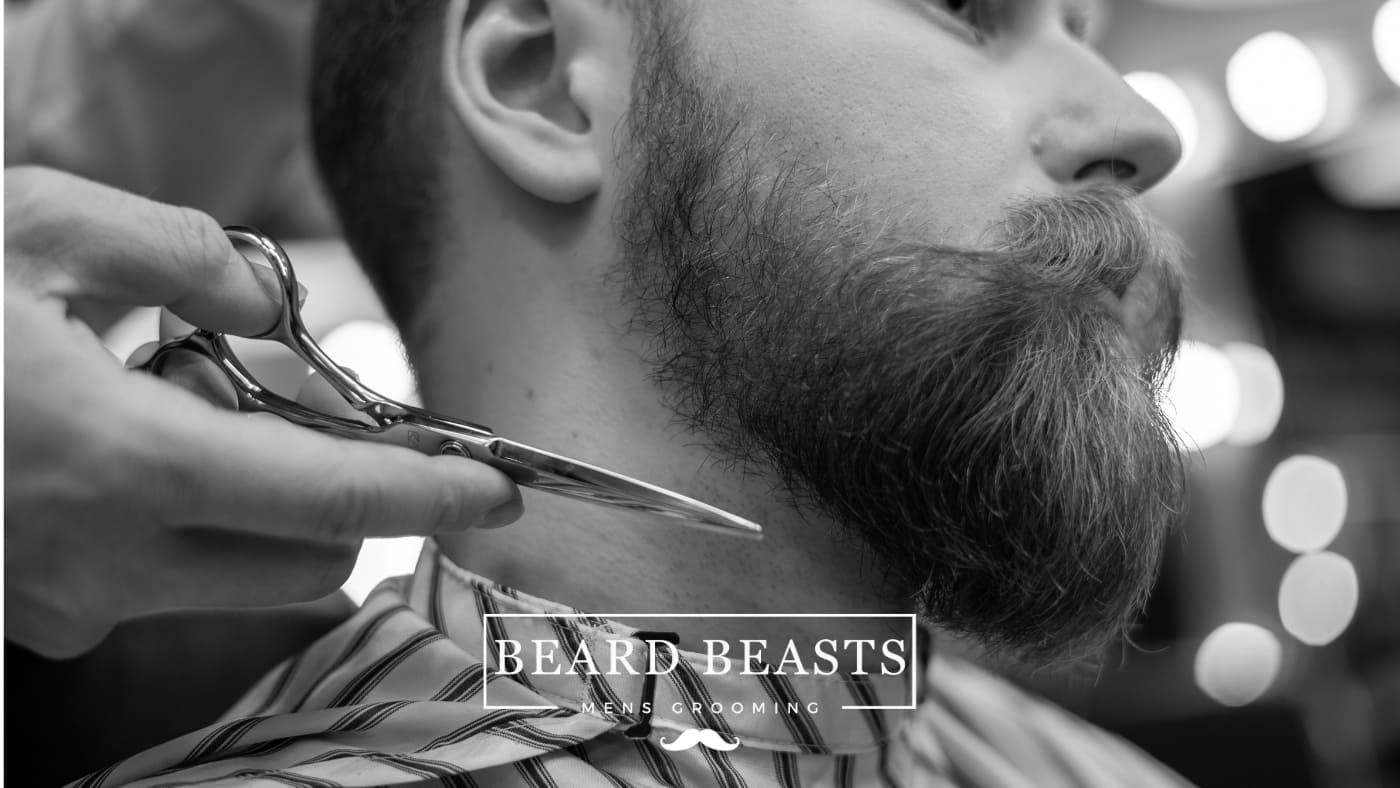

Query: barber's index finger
[155,387,524,540]
[18,171,284,337]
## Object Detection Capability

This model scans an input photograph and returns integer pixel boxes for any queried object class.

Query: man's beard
[618,17,1187,664]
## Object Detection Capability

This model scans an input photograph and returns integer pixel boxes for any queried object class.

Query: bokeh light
[1223,342,1285,446]
[1194,623,1283,707]
[1262,455,1348,553]
[1227,32,1330,142]
[341,537,426,605]
[1124,71,1200,170]
[319,320,420,405]
[1279,552,1359,646]
[1165,341,1242,451]
[1378,0,1400,86]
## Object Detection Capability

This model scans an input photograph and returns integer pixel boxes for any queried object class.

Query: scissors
[131,226,762,539]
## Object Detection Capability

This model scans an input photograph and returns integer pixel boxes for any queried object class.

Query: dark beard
[618,16,1187,664]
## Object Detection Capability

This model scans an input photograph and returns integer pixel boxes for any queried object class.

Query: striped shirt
[73,540,1192,787]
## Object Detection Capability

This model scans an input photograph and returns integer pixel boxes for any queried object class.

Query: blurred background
[1028,2,1400,786]
[7,0,1400,785]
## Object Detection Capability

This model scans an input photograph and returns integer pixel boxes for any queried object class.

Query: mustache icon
[658,728,742,752]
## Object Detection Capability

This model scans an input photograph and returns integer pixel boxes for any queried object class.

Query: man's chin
[871,499,1172,666]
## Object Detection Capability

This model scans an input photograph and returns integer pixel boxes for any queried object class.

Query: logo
[658,729,741,752]
[482,613,920,751]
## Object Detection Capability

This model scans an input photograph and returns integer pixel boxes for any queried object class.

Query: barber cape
[73,541,1191,787]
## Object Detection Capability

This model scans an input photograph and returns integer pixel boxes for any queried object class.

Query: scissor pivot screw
[439,440,468,457]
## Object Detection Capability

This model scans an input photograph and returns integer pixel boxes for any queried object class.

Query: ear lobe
[443,0,604,204]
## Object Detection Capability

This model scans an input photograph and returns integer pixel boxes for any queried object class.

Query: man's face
[617,0,1187,663]
[644,0,1181,250]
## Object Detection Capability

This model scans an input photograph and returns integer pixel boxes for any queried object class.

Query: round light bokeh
[1223,342,1285,446]
[1227,32,1330,143]
[319,320,420,405]
[1378,0,1400,87]
[1279,552,1359,647]
[1262,455,1348,554]
[1124,71,1200,171]
[1194,622,1282,707]
[1165,341,1242,451]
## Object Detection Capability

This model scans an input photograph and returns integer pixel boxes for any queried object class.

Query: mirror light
[1166,341,1241,451]
[1279,552,1359,647]
[1194,623,1282,707]
[1378,0,1400,87]
[1124,71,1200,170]
[1262,455,1348,554]
[1224,342,1284,446]
[1227,32,1330,142]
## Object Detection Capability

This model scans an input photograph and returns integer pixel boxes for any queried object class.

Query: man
[77,0,1192,784]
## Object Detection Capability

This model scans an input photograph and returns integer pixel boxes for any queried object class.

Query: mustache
[860,185,1184,379]
[997,185,1170,299]
[658,728,742,752]
[995,186,1185,374]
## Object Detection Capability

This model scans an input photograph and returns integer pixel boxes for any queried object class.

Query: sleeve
[4,0,336,237]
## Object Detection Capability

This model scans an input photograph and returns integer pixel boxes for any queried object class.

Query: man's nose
[1028,47,1184,192]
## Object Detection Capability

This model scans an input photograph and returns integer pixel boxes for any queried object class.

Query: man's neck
[430,373,906,655]
[422,324,902,653]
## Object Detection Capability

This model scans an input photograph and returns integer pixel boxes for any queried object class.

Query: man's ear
[443,0,625,204]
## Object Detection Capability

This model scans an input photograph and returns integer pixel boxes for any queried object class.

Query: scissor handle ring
[222,225,401,417]
[225,226,301,342]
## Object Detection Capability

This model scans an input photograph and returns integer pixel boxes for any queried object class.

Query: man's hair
[311,0,448,342]
[311,0,654,343]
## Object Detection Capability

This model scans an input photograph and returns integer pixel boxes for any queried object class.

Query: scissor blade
[487,439,763,539]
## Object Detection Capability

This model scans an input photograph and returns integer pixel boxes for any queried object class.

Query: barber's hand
[4,167,523,659]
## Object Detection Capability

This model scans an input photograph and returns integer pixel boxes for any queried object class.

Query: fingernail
[249,261,281,303]
[249,261,309,306]
[479,497,524,529]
